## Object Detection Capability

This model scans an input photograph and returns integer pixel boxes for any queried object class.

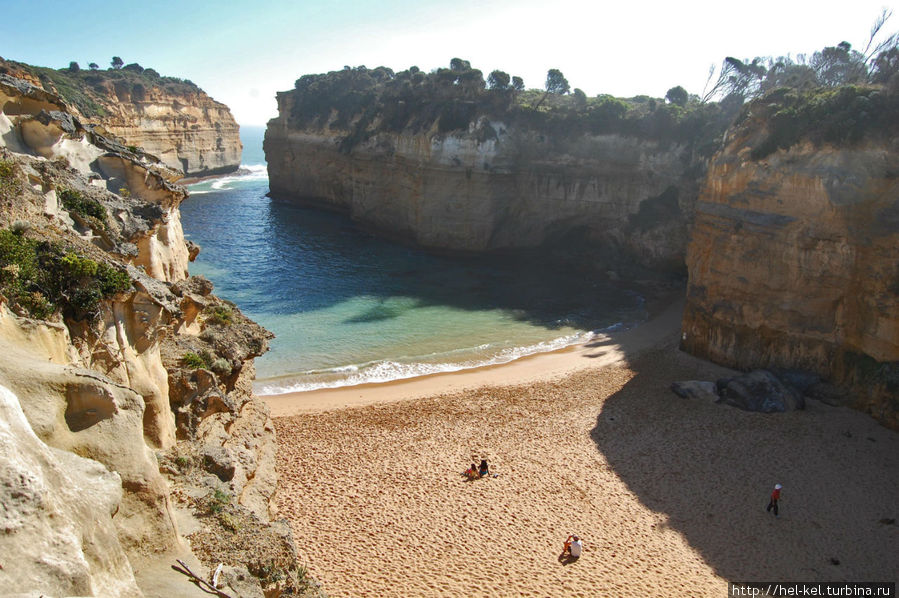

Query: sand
[267,299,899,597]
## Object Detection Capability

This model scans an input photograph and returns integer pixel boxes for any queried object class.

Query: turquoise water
[181,126,647,394]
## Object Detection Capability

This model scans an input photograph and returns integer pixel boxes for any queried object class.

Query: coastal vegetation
[284,15,898,160]
[58,187,108,226]
[288,59,734,156]
[0,56,199,117]
[0,229,131,320]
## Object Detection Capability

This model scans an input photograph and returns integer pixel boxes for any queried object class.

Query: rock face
[0,383,139,597]
[0,75,312,597]
[682,111,899,428]
[266,94,698,275]
[87,85,242,178]
[0,58,241,177]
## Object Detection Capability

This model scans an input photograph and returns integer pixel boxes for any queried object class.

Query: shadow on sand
[590,344,899,582]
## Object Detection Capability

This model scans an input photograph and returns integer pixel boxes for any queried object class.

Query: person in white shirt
[562,534,583,559]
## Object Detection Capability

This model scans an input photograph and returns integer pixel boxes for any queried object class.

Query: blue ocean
[181,126,647,394]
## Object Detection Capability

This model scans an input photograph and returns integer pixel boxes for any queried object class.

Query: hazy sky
[2,0,897,125]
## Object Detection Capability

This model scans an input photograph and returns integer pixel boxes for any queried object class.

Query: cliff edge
[0,57,242,178]
[0,74,317,596]
[265,63,731,277]
[682,85,899,428]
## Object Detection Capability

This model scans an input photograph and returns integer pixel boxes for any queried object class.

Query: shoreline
[271,292,898,597]
[261,293,685,417]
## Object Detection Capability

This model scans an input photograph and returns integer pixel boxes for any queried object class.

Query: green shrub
[210,357,232,376]
[748,85,898,160]
[0,231,131,320]
[182,351,211,369]
[58,188,107,224]
[206,304,233,326]
[208,488,230,514]
[0,159,21,199]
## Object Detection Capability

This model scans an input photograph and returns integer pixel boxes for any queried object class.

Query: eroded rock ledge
[0,74,319,597]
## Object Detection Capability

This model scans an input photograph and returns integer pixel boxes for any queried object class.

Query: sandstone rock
[220,565,266,598]
[265,98,698,275]
[0,383,141,597]
[715,370,805,413]
[682,115,899,429]
[203,445,237,482]
[0,71,308,596]
[1,60,241,177]
[670,380,719,401]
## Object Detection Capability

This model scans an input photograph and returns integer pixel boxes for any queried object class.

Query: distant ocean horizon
[180,125,648,395]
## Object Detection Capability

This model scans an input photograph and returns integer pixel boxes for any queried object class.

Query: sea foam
[253,326,624,395]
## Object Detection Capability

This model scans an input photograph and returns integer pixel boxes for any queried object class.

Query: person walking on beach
[766,484,782,517]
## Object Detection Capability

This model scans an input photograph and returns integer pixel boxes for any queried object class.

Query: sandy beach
[267,298,899,597]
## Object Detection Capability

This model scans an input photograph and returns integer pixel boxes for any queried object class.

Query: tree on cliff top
[111,56,123,70]
[666,85,688,107]
[487,70,510,90]
[533,69,569,109]
[545,69,570,95]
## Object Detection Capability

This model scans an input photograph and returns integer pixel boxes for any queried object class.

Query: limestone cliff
[267,114,694,273]
[682,89,899,429]
[264,66,726,276]
[0,57,241,178]
[0,75,315,596]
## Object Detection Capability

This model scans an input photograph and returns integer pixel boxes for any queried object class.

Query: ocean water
[181,125,647,394]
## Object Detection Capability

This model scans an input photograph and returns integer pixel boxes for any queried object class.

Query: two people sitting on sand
[561,534,583,560]
[463,459,492,480]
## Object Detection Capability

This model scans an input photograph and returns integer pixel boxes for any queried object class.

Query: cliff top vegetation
[283,13,899,157]
[285,60,733,155]
[0,56,200,118]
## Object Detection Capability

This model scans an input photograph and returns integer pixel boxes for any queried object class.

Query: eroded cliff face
[266,92,698,275]
[682,120,899,428]
[0,58,241,177]
[0,75,312,597]
[87,85,242,178]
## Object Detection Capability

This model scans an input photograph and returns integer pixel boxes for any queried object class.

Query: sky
[2,0,897,126]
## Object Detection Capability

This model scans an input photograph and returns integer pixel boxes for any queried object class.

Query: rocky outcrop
[682,108,899,428]
[0,76,312,596]
[0,58,241,177]
[266,94,700,275]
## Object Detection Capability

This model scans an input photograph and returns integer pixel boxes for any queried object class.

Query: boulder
[670,380,719,401]
[716,369,806,413]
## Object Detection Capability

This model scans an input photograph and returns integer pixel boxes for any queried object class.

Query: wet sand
[267,299,899,597]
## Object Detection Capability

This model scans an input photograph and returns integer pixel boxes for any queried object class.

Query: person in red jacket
[766,484,782,517]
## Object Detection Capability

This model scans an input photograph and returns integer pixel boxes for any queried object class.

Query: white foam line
[254,325,627,395]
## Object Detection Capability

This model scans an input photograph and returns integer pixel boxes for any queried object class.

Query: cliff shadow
[183,191,664,332]
[590,344,899,583]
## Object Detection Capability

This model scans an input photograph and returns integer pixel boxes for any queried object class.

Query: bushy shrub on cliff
[0,230,131,320]
[288,60,730,155]
[59,187,107,225]
[745,82,899,159]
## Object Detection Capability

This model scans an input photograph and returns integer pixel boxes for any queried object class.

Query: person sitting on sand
[562,535,583,559]
[464,463,479,480]
[478,459,489,478]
